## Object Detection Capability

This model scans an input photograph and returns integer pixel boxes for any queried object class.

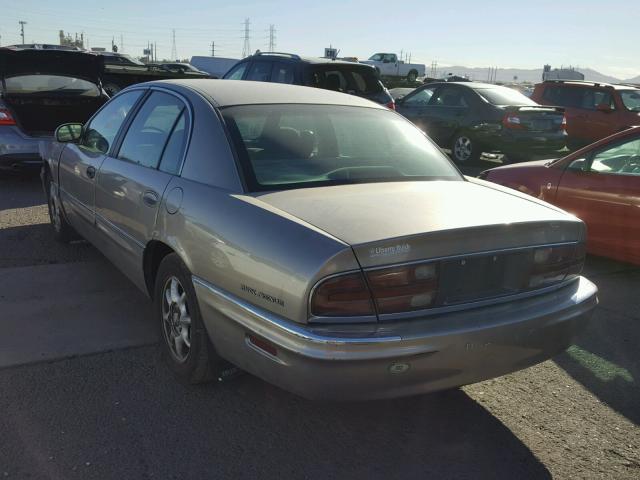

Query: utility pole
[154,42,157,62]
[268,24,276,51]
[171,29,177,61]
[19,21,26,44]
[120,34,124,53]
[242,18,251,57]
[210,41,215,56]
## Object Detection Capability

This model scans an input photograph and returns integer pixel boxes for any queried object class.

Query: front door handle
[86,166,96,179]
[142,190,159,207]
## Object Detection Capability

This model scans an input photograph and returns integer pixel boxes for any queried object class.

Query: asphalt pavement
[0,171,638,479]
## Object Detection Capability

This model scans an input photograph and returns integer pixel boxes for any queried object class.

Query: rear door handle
[142,190,159,207]
[86,166,96,179]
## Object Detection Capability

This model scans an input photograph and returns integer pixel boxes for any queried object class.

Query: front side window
[117,91,185,169]
[82,90,142,154]
[222,104,462,191]
[246,62,272,82]
[404,87,436,106]
[590,137,640,175]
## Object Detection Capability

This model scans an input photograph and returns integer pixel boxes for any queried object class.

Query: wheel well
[143,241,175,298]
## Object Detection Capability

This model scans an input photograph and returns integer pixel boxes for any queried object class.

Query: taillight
[503,112,524,130]
[0,108,16,126]
[310,272,375,317]
[561,115,567,131]
[386,100,396,110]
[366,263,438,314]
[528,244,585,289]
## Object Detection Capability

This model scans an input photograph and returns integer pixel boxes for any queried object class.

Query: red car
[479,127,640,265]
[532,80,640,149]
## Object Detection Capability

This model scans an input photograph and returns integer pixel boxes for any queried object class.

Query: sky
[1,0,638,79]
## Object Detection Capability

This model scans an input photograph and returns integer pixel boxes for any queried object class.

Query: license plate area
[438,251,530,305]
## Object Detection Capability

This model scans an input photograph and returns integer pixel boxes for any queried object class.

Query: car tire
[450,132,481,164]
[407,70,418,83]
[46,173,79,243]
[155,253,224,384]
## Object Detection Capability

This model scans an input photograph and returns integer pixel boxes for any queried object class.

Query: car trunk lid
[253,180,584,269]
[0,48,103,84]
[503,105,565,133]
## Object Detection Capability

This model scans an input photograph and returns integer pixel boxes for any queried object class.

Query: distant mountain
[436,66,629,84]
[623,75,640,84]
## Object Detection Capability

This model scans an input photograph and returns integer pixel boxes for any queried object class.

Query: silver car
[0,48,107,172]
[43,79,598,400]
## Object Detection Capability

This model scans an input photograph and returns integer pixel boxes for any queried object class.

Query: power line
[242,18,250,57]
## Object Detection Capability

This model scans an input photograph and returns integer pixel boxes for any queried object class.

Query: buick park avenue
[42,80,597,400]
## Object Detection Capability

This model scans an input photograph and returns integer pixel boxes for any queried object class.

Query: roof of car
[242,52,369,67]
[422,81,506,89]
[539,80,637,90]
[150,79,386,108]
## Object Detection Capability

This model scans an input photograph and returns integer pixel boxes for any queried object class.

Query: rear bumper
[194,276,598,401]
[0,127,45,171]
[477,129,567,155]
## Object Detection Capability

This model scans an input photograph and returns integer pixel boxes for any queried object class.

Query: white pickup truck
[361,53,426,83]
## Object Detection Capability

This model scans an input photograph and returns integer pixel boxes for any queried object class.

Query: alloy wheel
[454,136,473,163]
[162,276,192,363]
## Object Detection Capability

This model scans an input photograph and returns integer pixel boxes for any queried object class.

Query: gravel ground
[0,172,638,479]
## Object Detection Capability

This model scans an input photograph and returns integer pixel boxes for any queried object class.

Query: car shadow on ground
[0,346,551,479]
[0,171,45,210]
[555,256,640,425]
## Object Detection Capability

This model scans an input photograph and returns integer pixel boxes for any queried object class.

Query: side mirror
[596,103,612,113]
[55,123,83,143]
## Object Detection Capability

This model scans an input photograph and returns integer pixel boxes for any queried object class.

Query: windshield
[3,75,100,96]
[222,104,461,191]
[476,87,537,106]
[620,90,640,112]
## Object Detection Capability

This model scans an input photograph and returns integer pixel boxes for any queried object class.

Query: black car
[223,52,395,109]
[396,82,567,163]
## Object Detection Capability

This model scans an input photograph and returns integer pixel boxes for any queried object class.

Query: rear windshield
[476,87,536,106]
[620,90,640,112]
[3,75,100,96]
[222,104,462,192]
[306,66,383,95]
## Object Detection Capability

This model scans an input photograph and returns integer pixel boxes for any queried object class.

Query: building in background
[59,30,84,49]
[542,64,584,81]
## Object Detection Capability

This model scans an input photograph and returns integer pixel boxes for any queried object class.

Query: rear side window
[271,62,295,84]
[307,67,382,95]
[543,86,614,110]
[117,91,185,169]
[246,62,272,82]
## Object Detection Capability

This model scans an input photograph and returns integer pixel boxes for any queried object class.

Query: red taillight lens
[366,263,438,314]
[386,100,396,110]
[0,109,16,126]
[503,112,524,130]
[528,244,585,288]
[310,272,375,317]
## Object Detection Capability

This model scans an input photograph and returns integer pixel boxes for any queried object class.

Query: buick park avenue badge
[370,243,411,258]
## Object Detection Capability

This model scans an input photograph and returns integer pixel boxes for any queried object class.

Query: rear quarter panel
[155,177,360,323]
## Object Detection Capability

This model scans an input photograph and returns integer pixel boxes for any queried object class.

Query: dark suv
[223,52,395,109]
[532,80,640,149]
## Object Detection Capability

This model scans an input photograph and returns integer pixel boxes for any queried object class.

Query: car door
[396,86,438,133]
[554,135,640,262]
[58,90,143,237]
[94,89,190,290]
[581,88,617,141]
[424,85,470,145]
